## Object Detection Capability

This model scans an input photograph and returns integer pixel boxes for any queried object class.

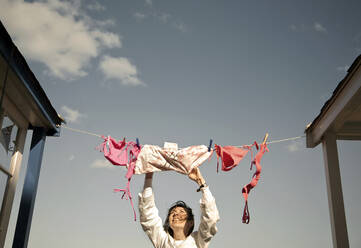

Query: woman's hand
[145,172,153,179]
[144,172,153,189]
[188,167,206,186]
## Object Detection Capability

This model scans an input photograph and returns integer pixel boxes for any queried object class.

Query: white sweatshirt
[138,187,220,248]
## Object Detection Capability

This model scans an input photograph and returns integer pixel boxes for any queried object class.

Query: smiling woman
[138,168,220,248]
[164,201,194,240]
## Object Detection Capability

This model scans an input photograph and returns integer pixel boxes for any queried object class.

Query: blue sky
[0,0,361,247]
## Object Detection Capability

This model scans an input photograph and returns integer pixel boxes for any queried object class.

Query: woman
[138,167,220,248]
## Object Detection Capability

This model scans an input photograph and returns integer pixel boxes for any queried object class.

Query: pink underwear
[97,136,141,221]
[97,139,213,220]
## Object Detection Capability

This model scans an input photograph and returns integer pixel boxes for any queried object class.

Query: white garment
[138,187,219,248]
[134,142,213,175]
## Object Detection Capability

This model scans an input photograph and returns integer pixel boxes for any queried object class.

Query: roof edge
[305,54,361,147]
[0,20,62,136]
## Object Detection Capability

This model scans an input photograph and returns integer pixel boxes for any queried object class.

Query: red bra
[215,142,268,223]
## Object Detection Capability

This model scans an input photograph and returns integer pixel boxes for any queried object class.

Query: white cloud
[96,19,116,27]
[91,30,122,48]
[314,22,327,33]
[289,24,307,32]
[134,12,147,22]
[99,55,144,86]
[287,141,303,152]
[173,21,187,32]
[69,155,75,161]
[157,12,171,23]
[87,1,106,11]
[336,65,349,73]
[133,5,185,33]
[91,159,115,169]
[61,105,86,123]
[134,11,172,24]
[0,0,121,80]
[290,24,297,31]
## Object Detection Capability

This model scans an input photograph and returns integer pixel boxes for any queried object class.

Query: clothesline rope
[235,135,305,147]
[61,125,102,138]
[266,135,305,144]
[61,124,305,146]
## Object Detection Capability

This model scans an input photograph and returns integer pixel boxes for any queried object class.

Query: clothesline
[235,135,305,147]
[65,125,292,223]
[61,125,305,146]
[62,125,102,138]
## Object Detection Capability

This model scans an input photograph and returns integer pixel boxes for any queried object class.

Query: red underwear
[215,142,268,223]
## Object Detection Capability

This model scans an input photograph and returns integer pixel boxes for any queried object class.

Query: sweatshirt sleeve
[138,187,167,247]
[195,186,220,248]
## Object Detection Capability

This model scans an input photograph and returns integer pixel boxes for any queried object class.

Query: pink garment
[241,142,268,224]
[97,136,141,221]
[134,142,213,175]
[214,142,268,224]
[97,139,213,221]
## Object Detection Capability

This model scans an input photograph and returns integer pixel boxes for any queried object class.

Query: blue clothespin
[208,139,213,152]
[136,138,140,148]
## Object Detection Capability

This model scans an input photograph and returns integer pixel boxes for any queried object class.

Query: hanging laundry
[97,138,213,221]
[241,142,268,223]
[214,138,268,224]
[214,143,256,172]
[97,136,141,221]
[101,136,128,165]
[135,142,213,175]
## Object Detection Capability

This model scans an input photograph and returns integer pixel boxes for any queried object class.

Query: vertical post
[322,132,349,248]
[12,127,46,248]
[0,110,4,131]
[0,128,27,247]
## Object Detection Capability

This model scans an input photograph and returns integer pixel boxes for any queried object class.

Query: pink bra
[97,136,141,221]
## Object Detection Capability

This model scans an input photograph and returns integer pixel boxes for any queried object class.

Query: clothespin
[262,133,269,144]
[208,139,213,152]
[136,138,140,148]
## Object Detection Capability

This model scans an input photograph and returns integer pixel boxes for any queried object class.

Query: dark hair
[163,201,194,237]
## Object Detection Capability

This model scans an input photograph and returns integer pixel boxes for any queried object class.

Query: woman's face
[169,206,188,230]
